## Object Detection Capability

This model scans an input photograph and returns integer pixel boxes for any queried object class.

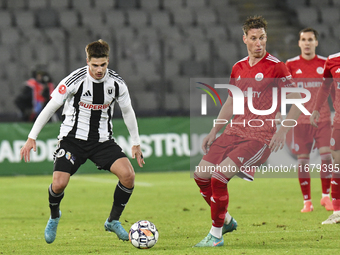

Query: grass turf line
[0,171,339,254]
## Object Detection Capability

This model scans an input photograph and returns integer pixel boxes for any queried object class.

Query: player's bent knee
[52,172,70,193]
[51,181,67,193]
[120,170,135,188]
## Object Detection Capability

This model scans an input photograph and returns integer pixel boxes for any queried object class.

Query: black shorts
[53,137,127,175]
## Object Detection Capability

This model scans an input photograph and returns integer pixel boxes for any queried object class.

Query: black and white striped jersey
[51,66,131,142]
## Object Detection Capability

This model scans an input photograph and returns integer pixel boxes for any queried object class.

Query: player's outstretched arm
[20,99,62,162]
[20,138,36,162]
[121,104,144,167]
[131,145,145,167]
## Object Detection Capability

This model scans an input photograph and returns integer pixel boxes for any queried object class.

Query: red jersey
[315,52,340,124]
[286,55,330,124]
[226,52,296,145]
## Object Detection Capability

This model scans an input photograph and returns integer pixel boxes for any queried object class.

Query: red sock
[298,158,311,200]
[211,171,229,228]
[331,171,340,212]
[320,153,332,194]
[194,173,211,206]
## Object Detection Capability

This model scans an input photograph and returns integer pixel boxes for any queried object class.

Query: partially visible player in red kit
[193,16,304,247]
[285,28,333,213]
[311,52,340,224]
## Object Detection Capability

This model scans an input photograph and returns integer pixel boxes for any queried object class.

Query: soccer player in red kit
[193,16,304,247]
[311,52,340,224]
[285,28,333,212]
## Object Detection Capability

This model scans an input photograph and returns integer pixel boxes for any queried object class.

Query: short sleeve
[275,62,296,89]
[285,61,292,74]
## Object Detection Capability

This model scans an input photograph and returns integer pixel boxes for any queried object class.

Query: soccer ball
[129,220,159,249]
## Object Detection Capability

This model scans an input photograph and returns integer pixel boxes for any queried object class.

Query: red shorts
[289,121,331,155]
[202,133,271,181]
[331,123,340,151]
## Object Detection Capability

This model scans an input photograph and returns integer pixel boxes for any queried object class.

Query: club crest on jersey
[107,88,113,94]
[255,73,263,81]
[331,138,335,146]
[317,67,324,74]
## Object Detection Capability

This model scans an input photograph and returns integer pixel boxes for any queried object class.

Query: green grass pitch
[0,171,339,254]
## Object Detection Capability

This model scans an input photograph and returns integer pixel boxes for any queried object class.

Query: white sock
[304,199,311,203]
[224,211,232,224]
[322,193,330,198]
[210,226,222,238]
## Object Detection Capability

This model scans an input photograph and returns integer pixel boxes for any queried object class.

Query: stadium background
[0,0,338,174]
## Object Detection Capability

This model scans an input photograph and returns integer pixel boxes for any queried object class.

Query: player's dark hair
[85,39,110,60]
[299,27,319,40]
[242,16,267,35]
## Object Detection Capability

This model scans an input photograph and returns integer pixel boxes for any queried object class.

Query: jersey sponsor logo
[255,72,263,81]
[243,90,261,98]
[296,69,302,74]
[305,82,322,88]
[297,81,322,88]
[317,67,324,74]
[79,101,110,110]
[336,68,340,73]
[58,84,67,94]
[82,90,92,96]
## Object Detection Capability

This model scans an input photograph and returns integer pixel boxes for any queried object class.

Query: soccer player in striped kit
[311,52,340,224]
[285,28,333,213]
[193,16,304,247]
[20,39,145,243]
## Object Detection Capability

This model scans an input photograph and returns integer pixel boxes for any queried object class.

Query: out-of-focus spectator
[14,66,55,122]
